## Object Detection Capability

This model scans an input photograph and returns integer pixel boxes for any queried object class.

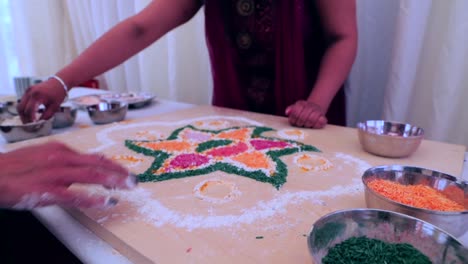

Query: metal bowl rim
[86,101,128,112]
[362,165,468,215]
[58,105,78,111]
[307,208,465,248]
[69,94,101,103]
[0,118,48,128]
[357,120,425,138]
[358,127,424,139]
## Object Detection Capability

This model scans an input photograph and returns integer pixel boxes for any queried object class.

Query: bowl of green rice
[307,208,468,264]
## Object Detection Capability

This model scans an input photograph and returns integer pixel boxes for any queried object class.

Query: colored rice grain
[232,151,271,170]
[216,128,250,141]
[368,179,465,212]
[111,155,143,163]
[250,139,290,150]
[322,236,432,264]
[169,154,209,169]
[206,142,248,157]
[138,141,191,151]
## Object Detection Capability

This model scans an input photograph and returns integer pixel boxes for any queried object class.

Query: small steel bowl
[99,92,156,109]
[362,165,468,237]
[0,116,54,143]
[0,101,18,118]
[308,209,468,264]
[86,101,128,125]
[52,105,77,129]
[0,102,12,119]
[69,94,104,110]
[357,120,424,158]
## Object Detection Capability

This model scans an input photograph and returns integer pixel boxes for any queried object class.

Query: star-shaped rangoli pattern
[125,125,320,188]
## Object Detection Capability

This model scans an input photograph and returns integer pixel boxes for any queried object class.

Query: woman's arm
[286,0,357,128]
[57,0,202,88]
[18,0,202,122]
[307,0,358,112]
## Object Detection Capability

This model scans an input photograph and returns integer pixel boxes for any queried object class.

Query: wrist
[306,97,327,114]
[48,75,69,101]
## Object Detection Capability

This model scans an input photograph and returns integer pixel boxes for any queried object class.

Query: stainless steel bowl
[86,101,128,125]
[69,94,104,110]
[308,209,468,264]
[0,101,18,118]
[99,92,156,109]
[52,105,77,129]
[357,120,424,158]
[0,116,54,143]
[362,165,468,237]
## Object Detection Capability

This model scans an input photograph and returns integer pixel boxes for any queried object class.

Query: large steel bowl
[362,165,468,237]
[0,116,54,143]
[308,209,468,264]
[357,120,424,158]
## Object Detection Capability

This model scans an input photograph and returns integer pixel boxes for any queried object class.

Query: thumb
[316,116,328,129]
[40,104,59,121]
[285,106,292,116]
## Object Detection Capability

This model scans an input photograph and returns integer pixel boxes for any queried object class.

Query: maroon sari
[204,0,346,126]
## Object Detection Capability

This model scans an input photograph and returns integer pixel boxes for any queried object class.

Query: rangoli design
[125,125,320,188]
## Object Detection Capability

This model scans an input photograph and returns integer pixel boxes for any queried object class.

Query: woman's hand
[285,100,328,128]
[17,78,67,123]
[0,142,137,210]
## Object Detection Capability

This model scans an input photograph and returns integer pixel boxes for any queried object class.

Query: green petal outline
[125,125,320,189]
[196,139,233,153]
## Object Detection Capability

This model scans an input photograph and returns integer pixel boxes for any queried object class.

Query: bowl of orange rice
[362,165,468,237]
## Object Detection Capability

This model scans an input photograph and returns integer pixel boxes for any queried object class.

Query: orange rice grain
[368,179,465,212]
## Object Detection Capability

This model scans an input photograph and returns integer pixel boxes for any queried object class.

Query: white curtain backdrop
[0,0,15,95]
[382,0,468,146]
[346,0,400,127]
[0,0,74,95]
[348,0,468,146]
[9,0,76,78]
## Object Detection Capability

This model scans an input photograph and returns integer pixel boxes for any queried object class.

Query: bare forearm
[308,0,357,112]
[307,36,357,111]
[56,0,201,88]
[56,22,154,88]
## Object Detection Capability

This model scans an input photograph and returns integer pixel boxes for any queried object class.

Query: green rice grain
[322,236,432,264]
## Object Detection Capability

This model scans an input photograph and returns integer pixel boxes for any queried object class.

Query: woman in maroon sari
[19,0,357,128]
[206,1,356,127]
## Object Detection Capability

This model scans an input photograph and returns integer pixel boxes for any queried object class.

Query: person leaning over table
[18,0,357,129]
[0,141,137,263]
